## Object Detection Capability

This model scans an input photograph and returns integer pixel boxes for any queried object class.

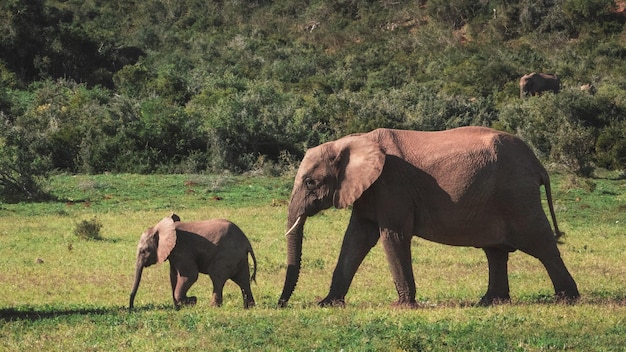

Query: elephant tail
[248,244,257,284]
[541,169,564,239]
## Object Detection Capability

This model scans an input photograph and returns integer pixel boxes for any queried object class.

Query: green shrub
[0,145,49,203]
[405,86,497,131]
[595,121,626,171]
[112,63,150,98]
[0,89,52,202]
[426,0,484,29]
[74,218,103,241]
[203,81,308,172]
[499,91,597,176]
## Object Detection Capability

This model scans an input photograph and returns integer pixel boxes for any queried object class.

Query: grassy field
[1,172,625,351]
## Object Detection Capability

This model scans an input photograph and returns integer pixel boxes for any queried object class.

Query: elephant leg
[320,216,379,307]
[210,277,226,307]
[519,240,579,302]
[479,247,511,306]
[232,266,255,309]
[169,264,178,304]
[380,229,416,307]
[541,255,579,302]
[174,272,198,307]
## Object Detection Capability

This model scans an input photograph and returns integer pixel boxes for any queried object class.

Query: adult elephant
[520,72,560,98]
[277,127,579,307]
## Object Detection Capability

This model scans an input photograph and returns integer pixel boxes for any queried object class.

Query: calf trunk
[129,260,144,310]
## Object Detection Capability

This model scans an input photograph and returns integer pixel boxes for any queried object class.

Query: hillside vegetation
[2,0,626,200]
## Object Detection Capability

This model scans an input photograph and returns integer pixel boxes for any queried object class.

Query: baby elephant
[129,214,257,309]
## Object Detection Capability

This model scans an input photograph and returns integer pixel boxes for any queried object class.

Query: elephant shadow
[0,305,172,322]
[381,155,486,235]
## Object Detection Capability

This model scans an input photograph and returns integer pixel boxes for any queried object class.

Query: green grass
[1,172,625,351]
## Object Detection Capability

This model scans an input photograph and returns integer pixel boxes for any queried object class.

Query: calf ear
[156,217,177,263]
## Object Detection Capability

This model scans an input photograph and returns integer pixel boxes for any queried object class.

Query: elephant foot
[318,297,346,307]
[175,296,197,308]
[185,296,198,305]
[391,299,419,309]
[555,291,580,305]
[477,294,511,307]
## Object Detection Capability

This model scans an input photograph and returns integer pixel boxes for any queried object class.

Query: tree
[0,116,51,202]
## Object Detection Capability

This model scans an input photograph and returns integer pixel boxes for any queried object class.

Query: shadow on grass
[0,304,173,322]
[3,294,625,321]
[403,293,626,309]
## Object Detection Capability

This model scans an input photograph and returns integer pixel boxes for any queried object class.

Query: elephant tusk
[284,216,302,237]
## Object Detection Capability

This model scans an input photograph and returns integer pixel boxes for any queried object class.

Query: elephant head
[129,214,178,309]
[278,135,385,307]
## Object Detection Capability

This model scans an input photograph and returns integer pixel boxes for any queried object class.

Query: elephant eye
[304,178,317,190]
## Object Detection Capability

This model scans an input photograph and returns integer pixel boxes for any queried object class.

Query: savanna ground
[0,172,625,351]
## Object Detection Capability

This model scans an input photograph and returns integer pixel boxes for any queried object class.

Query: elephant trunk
[278,215,305,308]
[129,260,144,310]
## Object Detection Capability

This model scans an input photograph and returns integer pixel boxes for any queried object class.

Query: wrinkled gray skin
[520,72,560,98]
[278,126,579,308]
[130,214,257,309]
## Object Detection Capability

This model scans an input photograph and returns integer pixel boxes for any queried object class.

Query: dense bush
[74,217,103,241]
[499,89,626,176]
[0,138,50,203]
[0,109,52,202]
[2,0,626,201]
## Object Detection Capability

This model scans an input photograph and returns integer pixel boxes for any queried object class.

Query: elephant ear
[332,136,385,208]
[156,216,177,263]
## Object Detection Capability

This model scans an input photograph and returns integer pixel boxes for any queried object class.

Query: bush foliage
[74,217,103,241]
[2,0,626,200]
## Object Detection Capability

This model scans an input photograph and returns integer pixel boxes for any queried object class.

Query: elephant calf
[129,214,257,309]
